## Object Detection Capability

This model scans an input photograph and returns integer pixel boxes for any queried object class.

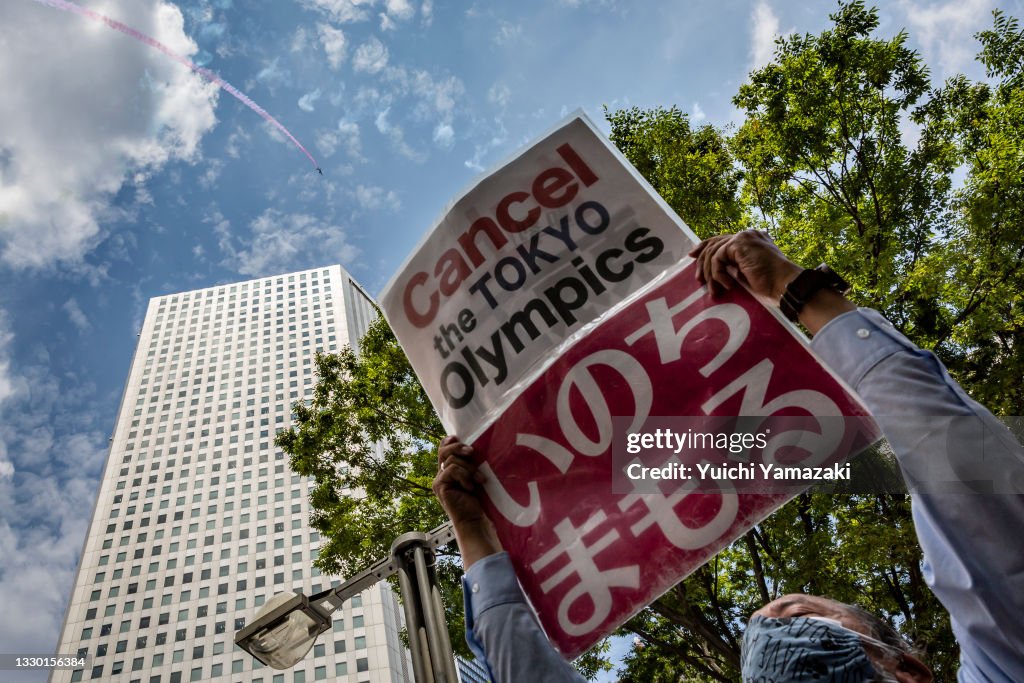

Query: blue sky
[0,0,1020,679]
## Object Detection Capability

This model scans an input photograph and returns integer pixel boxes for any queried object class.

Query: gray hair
[844,604,916,656]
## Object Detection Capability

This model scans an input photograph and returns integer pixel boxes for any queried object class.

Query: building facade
[51,265,412,683]
[455,657,490,683]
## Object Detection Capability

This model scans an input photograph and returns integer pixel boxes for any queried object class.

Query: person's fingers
[434,459,479,506]
[702,238,731,293]
[688,239,709,258]
[691,236,725,282]
[443,459,478,491]
[731,232,761,263]
[438,436,459,466]
[435,437,484,502]
[437,446,477,476]
[709,246,738,292]
[438,439,469,467]
[697,239,715,284]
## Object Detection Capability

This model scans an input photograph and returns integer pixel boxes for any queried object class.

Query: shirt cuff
[461,551,528,666]
[463,551,527,616]
[809,307,913,389]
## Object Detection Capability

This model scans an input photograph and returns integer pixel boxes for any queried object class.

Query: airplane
[316,167,324,176]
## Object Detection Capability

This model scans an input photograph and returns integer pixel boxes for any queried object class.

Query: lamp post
[235,522,458,682]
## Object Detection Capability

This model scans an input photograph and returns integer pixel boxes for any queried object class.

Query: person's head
[743,594,933,682]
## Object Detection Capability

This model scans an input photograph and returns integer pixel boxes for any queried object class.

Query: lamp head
[235,592,331,669]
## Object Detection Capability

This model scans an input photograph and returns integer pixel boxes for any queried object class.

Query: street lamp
[236,592,330,669]
[236,522,458,682]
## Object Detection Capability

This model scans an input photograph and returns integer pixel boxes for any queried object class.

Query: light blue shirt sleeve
[463,552,586,683]
[810,308,1024,683]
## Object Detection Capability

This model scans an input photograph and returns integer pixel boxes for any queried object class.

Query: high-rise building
[50,265,412,683]
[455,657,490,683]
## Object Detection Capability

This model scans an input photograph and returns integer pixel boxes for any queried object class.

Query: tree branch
[745,530,772,605]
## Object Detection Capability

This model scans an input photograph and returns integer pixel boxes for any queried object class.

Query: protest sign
[380,114,695,439]
[380,113,879,658]
[469,261,878,657]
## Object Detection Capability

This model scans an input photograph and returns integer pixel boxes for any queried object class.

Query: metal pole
[395,550,432,683]
[412,545,454,683]
[425,556,459,683]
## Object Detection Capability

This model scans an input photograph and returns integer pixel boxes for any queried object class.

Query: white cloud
[385,0,415,21]
[750,0,781,69]
[900,0,993,78]
[301,0,376,23]
[256,57,289,89]
[693,102,707,121]
[316,130,341,158]
[318,23,348,69]
[375,107,424,161]
[218,209,360,277]
[411,71,463,117]
[381,67,464,138]
[336,120,364,160]
[464,120,508,172]
[495,20,523,45]
[290,26,309,52]
[421,0,434,26]
[0,313,15,407]
[0,0,218,270]
[0,353,108,663]
[354,85,385,109]
[0,471,101,659]
[133,186,154,207]
[354,184,401,211]
[209,212,232,243]
[488,82,511,109]
[298,88,323,112]
[353,36,390,73]
[225,125,253,159]
[62,299,90,332]
[433,123,455,148]
[198,158,224,189]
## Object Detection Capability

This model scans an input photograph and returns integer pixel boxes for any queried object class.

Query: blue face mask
[741,615,882,682]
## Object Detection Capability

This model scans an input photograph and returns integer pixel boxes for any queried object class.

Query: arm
[694,231,1024,682]
[810,309,1024,683]
[433,437,586,683]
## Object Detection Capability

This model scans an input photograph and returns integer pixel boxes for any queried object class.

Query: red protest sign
[380,112,878,658]
[470,262,878,657]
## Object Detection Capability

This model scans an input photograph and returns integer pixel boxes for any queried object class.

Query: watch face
[815,264,850,294]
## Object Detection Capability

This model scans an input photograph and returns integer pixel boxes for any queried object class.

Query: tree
[731,0,1024,415]
[604,106,745,238]
[913,10,1024,415]
[731,1,953,340]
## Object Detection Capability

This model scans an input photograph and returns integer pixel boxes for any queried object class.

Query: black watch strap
[779,264,849,323]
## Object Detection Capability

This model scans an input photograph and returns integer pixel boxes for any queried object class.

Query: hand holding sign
[689,230,802,297]
[433,437,502,569]
[689,230,856,332]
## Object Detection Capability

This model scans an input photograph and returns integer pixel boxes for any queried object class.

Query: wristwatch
[779,264,850,322]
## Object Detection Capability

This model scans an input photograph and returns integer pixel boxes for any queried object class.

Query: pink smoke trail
[31,0,320,169]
